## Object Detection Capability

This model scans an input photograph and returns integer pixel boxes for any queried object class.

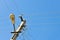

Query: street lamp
[10,13,16,32]
[10,14,26,40]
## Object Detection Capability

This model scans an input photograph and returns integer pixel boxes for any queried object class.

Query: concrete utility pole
[10,14,26,40]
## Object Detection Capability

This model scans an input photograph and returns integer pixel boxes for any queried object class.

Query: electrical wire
[3,0,10,12]
[13,0,20,14]
[18,26,27,40]
[3,0,33,40]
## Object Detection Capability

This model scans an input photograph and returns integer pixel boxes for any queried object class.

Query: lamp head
[10,13,15,24]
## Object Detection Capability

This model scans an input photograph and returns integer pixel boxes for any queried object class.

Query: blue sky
[0,0,60,40]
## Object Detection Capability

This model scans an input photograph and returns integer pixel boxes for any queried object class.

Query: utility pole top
[10,14,26,40]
